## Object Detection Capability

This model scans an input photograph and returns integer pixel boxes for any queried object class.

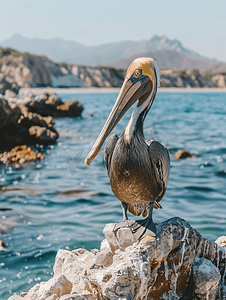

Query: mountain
[0,34,217,67]
[1,46,225,93]
[107,50,226,73]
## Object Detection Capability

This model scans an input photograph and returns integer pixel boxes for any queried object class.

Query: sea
[0,90,226,299]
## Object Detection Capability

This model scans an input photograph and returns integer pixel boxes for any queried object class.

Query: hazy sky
[1,0,226,61]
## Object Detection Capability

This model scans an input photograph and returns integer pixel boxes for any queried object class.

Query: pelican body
[85,58,170,240]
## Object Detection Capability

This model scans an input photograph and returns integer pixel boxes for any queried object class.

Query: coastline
[19,87,226,95]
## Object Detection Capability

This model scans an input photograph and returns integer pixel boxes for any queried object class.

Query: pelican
[85,57,170,241]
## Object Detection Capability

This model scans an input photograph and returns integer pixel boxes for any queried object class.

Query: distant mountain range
[0,34,226,73]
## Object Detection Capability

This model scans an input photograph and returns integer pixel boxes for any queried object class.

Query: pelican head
[85,57,160,166]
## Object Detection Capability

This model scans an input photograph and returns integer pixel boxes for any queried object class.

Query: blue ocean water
[0,91,226,299]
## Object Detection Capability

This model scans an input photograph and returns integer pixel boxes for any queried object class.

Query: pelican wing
[147,140,170,204]
[104,133,118,176]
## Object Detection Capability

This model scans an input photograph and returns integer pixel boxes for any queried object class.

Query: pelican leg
[113,202,135,237]
[121,202,128,221]
[131,202,156,241]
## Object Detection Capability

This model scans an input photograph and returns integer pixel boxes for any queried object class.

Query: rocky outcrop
[0,96,58,149]
[159,69,224,88]
[0,47,125,93]
[174,150,197,159]
[8,217,226,300]
[0,92,83,151]
[1,47,225,92]
[24,93,83,117]
[0,145,44,165]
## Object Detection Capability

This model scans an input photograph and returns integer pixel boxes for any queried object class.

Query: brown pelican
[85,57,170,240]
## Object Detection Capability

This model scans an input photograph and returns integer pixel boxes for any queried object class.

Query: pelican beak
[85,75,152,166]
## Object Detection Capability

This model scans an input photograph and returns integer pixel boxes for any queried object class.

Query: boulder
[215,236,226,248]
[212,75,226,88]
[175,149,197,159]
[0,96,59,149]
[10,217,226,300]
[192,257,221,300]
[25,94,83,117]
[29,126,58,144]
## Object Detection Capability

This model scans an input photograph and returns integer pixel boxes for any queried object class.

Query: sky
[0,0,226,61]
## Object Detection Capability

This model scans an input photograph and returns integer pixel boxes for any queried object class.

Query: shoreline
[19,87,226,95]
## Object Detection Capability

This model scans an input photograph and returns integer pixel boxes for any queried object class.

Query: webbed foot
[131,218,156,241]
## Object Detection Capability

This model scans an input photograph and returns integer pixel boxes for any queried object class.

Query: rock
[23,282,45,300]
[215,236,226,248]
[0,96,58,149]
[37,275,72,300]
[29,126,58,144]
[26,94,83,117]
[95,247,113,267]
[59,293,93,300]
[192,257,221,299]
[0,240,9,247]
[85,114,93,118]
[212,74,226,88]
[23,275,72,300]
[8,295,23,300]
[0,97,12,128]
[100,239,111,251]
[4,89,17,99]
[0,145,45,165]
[8,217,226,300]
[175,149,196,159]
[45,295,58,300]
[103,222,137,252]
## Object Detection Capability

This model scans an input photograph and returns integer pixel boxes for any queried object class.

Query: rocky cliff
[0,47,125,95]
[0,47,226,96]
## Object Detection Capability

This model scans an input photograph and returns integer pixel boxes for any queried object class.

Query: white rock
[23,282,45,300]
[8,295,23,300]
[45,295,59,300]
[100,239,111,251]
[215,236,226,248]
[95,247,113,267]
[192,257,221,299]
[59,292,93,300]
[37,275,72,300]
[4,89,17,99]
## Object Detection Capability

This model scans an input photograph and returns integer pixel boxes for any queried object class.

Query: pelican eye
[134,69,141,78]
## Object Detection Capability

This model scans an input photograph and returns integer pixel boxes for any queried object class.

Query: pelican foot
[112,218,156,244]
[131,218,156,242]
[113,219,135,233]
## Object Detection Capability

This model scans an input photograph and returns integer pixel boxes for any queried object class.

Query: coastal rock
[8,296,23,300]
[175,149,196,159]
[11,217,226,300]
[31,274,72,300]
[29,126,58,144]
[0,95,59,149]
[212,74,226,88]
[4,89,18,99]
[0,240,8,247]
[0,145,45,165]
[215,236,226,248]
[192,257,221,300]
[25,94,83,117]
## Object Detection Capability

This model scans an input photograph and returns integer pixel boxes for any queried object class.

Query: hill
[0,34,220,69]
[107,50,226,73]
[0,47,226,95]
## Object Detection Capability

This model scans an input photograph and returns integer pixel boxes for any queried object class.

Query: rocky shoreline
[7,217,226,300]
[1,47,226,97]
[0,91,83,164]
